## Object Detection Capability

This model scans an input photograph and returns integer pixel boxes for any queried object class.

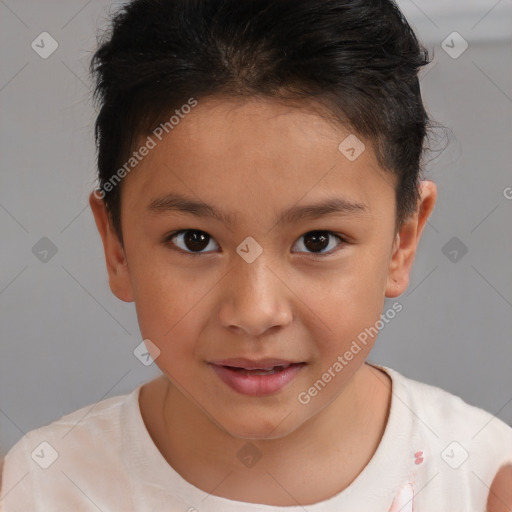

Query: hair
[90,0,433,246]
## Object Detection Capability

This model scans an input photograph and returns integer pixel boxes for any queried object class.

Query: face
[90,97,434,440]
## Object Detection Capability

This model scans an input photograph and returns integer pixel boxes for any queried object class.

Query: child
[1,0,511,510]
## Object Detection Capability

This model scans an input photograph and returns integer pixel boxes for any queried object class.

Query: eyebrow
[147,192,368,229]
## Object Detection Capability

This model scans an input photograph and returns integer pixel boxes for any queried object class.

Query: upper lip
[210,358,304,370]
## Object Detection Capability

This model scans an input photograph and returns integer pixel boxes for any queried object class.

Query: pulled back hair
[90,0,432,245]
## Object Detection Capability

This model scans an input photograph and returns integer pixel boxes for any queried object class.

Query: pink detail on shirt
[388,483,414,512]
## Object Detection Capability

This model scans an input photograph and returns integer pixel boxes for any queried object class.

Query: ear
[385,180,437,298]
[89,191,134,302]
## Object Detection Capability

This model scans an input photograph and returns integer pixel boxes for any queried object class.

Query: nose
[218,257,293,337]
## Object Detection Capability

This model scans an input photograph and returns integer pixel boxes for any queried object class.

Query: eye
[163,229,219,257]
[292,230,346,257]
[163,229,346,258]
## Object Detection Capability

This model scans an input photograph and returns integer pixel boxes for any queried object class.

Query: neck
[143,363,391,506]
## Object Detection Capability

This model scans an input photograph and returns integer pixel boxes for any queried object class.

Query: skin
[90,95,457,506]
[486,464,512,512]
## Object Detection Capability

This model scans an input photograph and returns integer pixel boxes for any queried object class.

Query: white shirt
[1,365,511,511]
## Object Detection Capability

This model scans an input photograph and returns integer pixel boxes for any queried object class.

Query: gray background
[1,0,511,459]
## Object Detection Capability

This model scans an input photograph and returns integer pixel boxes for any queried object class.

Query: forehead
[121,97,396,224]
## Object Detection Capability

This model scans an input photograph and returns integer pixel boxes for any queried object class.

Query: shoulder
[4,389,132,459]
[385,365,512,441]
[381,365,512,508]
[0,389,136,509]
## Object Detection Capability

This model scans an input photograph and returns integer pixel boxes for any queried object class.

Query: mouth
[222,364,296,376]
[211,357,305,371]
[209,358,307,396]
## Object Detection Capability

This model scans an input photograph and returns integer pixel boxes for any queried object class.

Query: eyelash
[162,229,348,259]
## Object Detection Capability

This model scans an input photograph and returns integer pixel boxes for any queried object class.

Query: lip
[211,357,301,370]
[209,361,306,396]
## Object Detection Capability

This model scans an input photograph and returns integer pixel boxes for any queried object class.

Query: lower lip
[210,363,305,396]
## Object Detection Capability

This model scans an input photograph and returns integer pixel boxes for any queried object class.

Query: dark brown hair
[90,0,432,245]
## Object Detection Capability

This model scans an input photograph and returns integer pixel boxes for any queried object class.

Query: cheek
[316,256,388,328]
[134,286,203,380]
[129,256,204,345]
[307,256,389,367]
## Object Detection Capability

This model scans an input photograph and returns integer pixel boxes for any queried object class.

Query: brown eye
[165,229,219,255]
[293,231,344,256]
[164,229,346,258]
[303,232,329,252]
